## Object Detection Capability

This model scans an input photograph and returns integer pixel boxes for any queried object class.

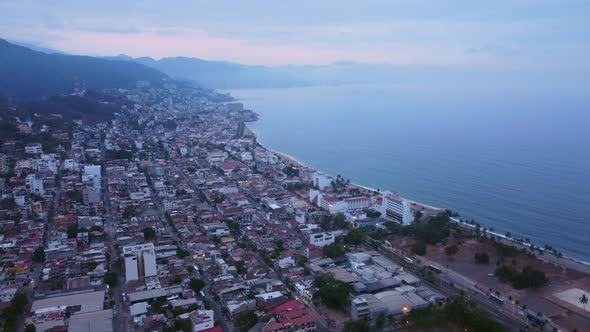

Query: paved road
[101,146,132,332]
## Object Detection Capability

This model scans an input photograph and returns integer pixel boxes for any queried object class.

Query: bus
[428,264,442,273]
[404,257,414,264]
[489,294,505,305]
[526,313,547,326]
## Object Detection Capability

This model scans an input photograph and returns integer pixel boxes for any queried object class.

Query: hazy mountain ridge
[0,39,168,99]
[110,55,313,89]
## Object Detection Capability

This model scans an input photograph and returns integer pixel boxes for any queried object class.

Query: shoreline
[244,120,590,270]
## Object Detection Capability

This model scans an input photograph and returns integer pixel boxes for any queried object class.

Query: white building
[277,252,296,269]
[313,172,332,189]
[163,199,178,210]
[37,159,58,173]
[190,310,214,332]
[381,190,413,223]
[256,152,279,164]
[26,174,44,195]
[240,151,253,162]
[309,232,335,247]
[25,143,43,154]
[344,196,371,210]
[320,196,347,214]
[63,159,80,171]
[83,165,102,189]
[206,150,227,164]
[123,243,157,281]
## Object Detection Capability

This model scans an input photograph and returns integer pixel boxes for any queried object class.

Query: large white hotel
[381,190,413,224]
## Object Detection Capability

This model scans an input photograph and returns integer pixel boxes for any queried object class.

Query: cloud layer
[1,0,589,71]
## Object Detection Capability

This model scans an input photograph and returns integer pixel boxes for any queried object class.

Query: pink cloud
[13,23,507,68]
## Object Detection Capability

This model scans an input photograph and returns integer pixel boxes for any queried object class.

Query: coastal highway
[369,241,531,331]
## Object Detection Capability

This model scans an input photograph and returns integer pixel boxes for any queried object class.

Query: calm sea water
[228,85,590,261]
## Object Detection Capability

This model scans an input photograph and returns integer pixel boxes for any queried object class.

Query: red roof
[200,327,223,332]
[218,161,247,170]
[263,300,316,332]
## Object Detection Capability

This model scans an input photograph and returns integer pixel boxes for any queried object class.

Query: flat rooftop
[68,309,113,332]
[31,289,104,314]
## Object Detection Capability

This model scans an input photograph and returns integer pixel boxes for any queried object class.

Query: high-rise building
[381,190,413,224]
[26,174,44,195]
[123,243,157,281]
[83,165,102,191]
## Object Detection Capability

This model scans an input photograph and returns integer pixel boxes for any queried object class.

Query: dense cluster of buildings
[0,82,438,332]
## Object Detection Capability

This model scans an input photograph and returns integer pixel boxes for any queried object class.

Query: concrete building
[190,310,215,332]
[312,172,332,189]
[63,159,80,171]
[320,196,347,214]
[309,232,335,247]
[83,187,101,204]
[26,174,44,195]
[344,196,371,210]
[29,289,107,332]
[25,143,43,154]
[123,243,157,281]
[206,150,227,164]
[381,190,412,223]
[262,300,316,332]
[83,165,102,189]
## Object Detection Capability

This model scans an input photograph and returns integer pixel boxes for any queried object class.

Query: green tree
[314,274,351,310]
[67,223,78,239]
[274,240,285,253]
[412,240,427,256]
[235,311,257,332]
[142,227,156,241]
[188,278,205,293]
[32,246,45,262]
[176,247,190,258]
[332,213,348,229]
[104,272,118,288]
[474,252,490,264]
[580,293,588,310]
[320,215,332,230]
[445,244,459,257]
[0,197,16,210]
[343,318,370,332]
[122,206,136,219]
[87,261,98,271]
[323,243,345,258]
[344,228,367,246]
[296,255,308,267]
[171,275,182,285]
[375,312,386,328]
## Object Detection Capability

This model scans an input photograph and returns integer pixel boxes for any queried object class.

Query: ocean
[227,85,590,261]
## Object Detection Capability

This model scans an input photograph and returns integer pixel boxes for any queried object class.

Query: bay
[228,84,590,261]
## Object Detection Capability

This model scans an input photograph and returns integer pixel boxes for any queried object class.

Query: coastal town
[1,82,589,332]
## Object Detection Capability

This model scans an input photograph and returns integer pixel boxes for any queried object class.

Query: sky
[1,0,589,71]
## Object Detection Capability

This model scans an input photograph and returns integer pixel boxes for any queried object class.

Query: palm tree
[580,293,588,310]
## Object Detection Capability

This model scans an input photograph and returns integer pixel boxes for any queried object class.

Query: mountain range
[1,39,533,99]
[104,54,314,89]
[0,39,168,99]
